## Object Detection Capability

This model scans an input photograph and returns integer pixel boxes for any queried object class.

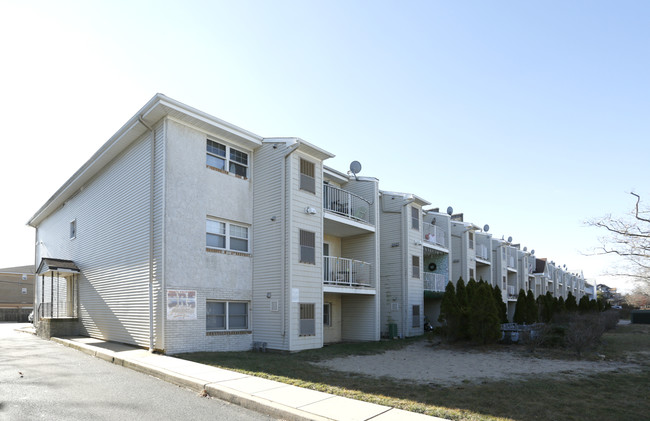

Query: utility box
[388,323,398,339]
[630,310,650,324]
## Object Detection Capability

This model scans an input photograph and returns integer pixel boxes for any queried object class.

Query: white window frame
[299,230,316,264]
[323,302,331,326]
[468,232,474,249]
[206,300,249,331]
[299,158,316,193]
[412,255,420,279]
[206,139,249,179]
[206,218,249,253]
[69,219,77,240]
[411,206,419,230]
[300,303,316,336]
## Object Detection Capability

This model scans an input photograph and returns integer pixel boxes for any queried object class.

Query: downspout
[138,116,155,352]
[281,142,300,341]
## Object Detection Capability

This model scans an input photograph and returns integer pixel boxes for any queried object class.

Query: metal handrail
[323,185,372,224]
[323,256,372,288]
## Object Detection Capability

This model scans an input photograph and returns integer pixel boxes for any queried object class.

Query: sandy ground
[313,341,637,386]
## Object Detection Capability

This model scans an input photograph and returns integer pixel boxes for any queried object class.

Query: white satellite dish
[483,224,490,232]
[446,206,453,215]
[531,249,535,255]
[523,246,528,252]
[507,236,513,243]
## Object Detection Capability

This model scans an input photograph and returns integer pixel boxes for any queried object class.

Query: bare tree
[589,192,650,286]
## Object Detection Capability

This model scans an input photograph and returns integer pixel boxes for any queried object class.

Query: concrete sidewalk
[40,333,445,421]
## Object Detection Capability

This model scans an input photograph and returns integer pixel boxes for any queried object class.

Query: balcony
[324,256,373,290]
[324,184,371,224]
[476,244,489,261]
[423,272,448,292]
[423,223,447,249]
[507,285,518,298]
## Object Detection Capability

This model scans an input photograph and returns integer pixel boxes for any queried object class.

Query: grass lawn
[178,324,650,421]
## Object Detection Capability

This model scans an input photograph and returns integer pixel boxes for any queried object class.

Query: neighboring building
[0,265,35,321]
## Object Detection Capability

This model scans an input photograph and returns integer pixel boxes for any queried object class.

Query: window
[323,302,331,326]
[206,139,248,178]
[469,268,475,280]
[300,303,316,336]
[412,255,420,279]
[206,301,248,331]
[69,219,76,239]
[468,232,474,249]
[411,206,419,230]
[299,230,315,264]
[412,305,420,328]
[299,158,315,193]
[206,219,249,252]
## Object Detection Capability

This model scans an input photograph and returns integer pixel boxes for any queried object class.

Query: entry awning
[37,258,80,277]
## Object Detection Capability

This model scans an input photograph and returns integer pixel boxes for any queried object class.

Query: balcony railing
[323,184,371,224]
[423,272,448,292]
[476,244,489,260]
[507,285,517,297]
[423,223,447,248]
[324,256,372,288]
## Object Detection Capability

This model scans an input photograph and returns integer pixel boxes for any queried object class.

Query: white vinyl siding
[35,126,164,349]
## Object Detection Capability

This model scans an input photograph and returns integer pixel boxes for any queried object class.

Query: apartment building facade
[29,94,595,351]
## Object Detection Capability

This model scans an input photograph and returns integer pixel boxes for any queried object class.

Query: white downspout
[282,143,300,343]
[139,116,155,352]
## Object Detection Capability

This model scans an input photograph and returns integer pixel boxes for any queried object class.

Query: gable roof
[27,94,265,227]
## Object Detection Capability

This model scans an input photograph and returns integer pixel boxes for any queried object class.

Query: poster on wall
[167,289,197,320]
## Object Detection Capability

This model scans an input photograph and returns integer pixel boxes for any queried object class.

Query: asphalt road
[0,323,274,421]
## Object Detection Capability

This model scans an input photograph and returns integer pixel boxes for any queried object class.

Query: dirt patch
[313,341,637,386]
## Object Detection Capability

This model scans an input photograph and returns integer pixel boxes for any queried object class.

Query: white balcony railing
[323,184,372,224]
[422,223,447,248]
[324,256,372,288]
[507,256,516,269]
[507,285,517,297]
[476,244,489,260]
[423,272,448,292]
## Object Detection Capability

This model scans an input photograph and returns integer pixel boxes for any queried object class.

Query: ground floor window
[206,300,249,331]
[412,305,420,328]
[323,302,331,326]
[300,303,316,336]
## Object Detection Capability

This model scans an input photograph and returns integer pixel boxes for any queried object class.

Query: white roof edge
[263,137,334,160]
[379,190,431,206]
[28,93,266,227]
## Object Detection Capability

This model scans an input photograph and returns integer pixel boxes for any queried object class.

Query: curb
[51,337,333,421]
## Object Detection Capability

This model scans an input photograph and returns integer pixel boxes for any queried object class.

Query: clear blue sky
[1,0,648,292]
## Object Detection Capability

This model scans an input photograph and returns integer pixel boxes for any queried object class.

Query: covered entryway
[35,258,80,338]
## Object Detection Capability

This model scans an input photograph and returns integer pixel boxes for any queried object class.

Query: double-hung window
[412,255,420,279]
[206,218,249,253]
[411,206,419,230]
[300,303,316,336]
[299,159,315,193]
[206,301,248,331]
[299,230,315,264]
[206,139,249,178]
[468,232,474,249]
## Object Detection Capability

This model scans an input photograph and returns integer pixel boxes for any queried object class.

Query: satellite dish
[446,206,453,215]
[483,224,489,232]
[531,249,535,255]
[523,246,527,252]
[349,161,362,175]
[507,236,513,243]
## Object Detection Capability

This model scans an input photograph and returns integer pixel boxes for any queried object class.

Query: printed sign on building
[167,289,197,320]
